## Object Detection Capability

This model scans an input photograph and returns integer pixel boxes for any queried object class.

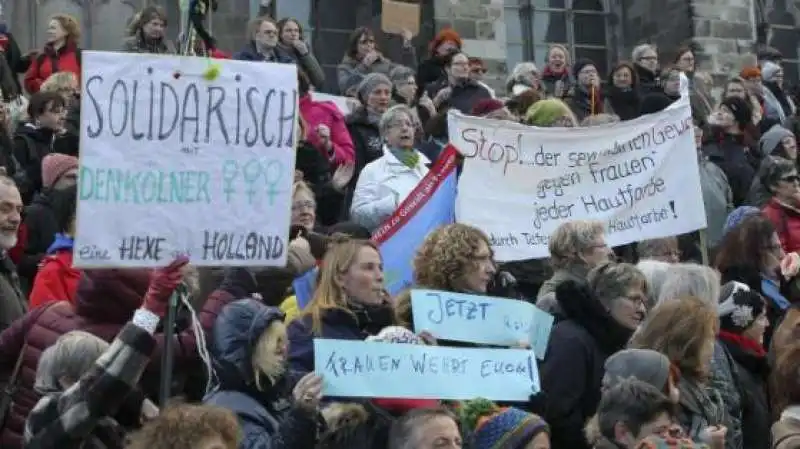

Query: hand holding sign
[410,289,554,359]
[292,372,323,411]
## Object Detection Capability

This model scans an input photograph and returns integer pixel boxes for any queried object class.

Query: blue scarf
[761,276,791,310]
[46,233,74,255]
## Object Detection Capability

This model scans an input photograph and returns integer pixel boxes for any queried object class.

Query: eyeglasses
[639,56,657,61]
[622,294,647,307]
[261,30,278,36]
[781,175,800,184]
[292,200,315,211]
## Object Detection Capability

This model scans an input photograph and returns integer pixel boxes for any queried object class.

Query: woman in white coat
[350,104,429,231]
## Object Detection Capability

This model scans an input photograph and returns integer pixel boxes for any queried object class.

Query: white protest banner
[450,99,705,261]
[75,52,297,268]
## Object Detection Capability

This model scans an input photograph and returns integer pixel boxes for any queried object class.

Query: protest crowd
[4,3,800,449]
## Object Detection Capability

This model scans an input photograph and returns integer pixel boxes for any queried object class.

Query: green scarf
[390,147,419,168]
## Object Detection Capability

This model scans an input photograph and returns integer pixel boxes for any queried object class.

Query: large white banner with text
[451,99,706,262]
[75,52,297,268]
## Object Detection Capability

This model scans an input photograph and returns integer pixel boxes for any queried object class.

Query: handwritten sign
[410,289,554,359]
[314,339,539,400]
[450,98,706,262]
[75,52,297,268]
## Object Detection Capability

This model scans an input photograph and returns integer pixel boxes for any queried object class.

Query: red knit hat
[471,99,505,117]
[42,153,78,188]
[429,28,463,54]
[740,66,761,79]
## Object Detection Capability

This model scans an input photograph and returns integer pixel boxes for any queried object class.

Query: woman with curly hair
[125,404,241,449]
[394,223,496,331]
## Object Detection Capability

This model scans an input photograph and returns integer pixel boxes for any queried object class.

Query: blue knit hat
[722,206,761,237]
[461,399,549,449]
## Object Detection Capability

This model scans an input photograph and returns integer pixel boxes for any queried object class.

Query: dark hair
[276,17,304,41]
[596,379,675,441]
[388,407,458,449]
[443,51,466,68]
[506,90,542,117]
[760,156,797,194]
[715,214,777,275]
[424,107,450,139]
[298,71,310,96]
[318,403,393,449]
[129,5,168,36]
[28,91,66,119]
[347,27,375,59]
[50,184,77,233]
[608,61,639,88]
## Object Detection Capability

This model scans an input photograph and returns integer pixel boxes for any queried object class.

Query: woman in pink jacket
[298,72,355,166]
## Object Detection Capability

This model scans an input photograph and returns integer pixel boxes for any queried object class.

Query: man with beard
[0,175,24,331]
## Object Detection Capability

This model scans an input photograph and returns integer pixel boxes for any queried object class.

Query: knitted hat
[524,99,571,127]
[718,281,765,333]
[637,434,709,449]
[722,206,760,236]
[759,124,794,157]
[429,28,463,54]
[389,65,416,85]
[41,153,79,189]
[761,61,782,82]
[572,58,596,80]
[471,99,505,117]
[720,96,752,130]
[640,93,674,115]
[461,399,549,449]
[356,73,392,103]
[740,66,761,80]
[366,326,422,344]
[602,349,671,392]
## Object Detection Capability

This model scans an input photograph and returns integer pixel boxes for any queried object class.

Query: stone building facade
[2,0,798,96]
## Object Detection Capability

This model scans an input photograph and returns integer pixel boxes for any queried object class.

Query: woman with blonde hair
[24,14,81,94]
[205,299,322,449]
[287,236,393,377]
[540,44,572,98]
[630,296,729,446]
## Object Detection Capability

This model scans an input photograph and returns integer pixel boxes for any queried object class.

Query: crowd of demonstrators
[3,6,800,449]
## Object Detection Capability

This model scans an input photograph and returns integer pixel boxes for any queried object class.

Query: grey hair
[632,44,657,62]
[656,263,720,306]
[580,113,620,127]
[379,104,414,136]
[635,260,671,309]
[507,62,538,85]
[388,407,458,449]
[595,379,674,442]
[636,237,679,260]
[548,220,606,270]
[35,330,109,392]
[760,156,796,194]
[588,262,648,307]
[389,65,416,84]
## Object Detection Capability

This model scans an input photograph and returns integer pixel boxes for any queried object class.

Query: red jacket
[24,42,81,94]
[763,197,800,254]
[0,269,239,449]
[28,250,80,309]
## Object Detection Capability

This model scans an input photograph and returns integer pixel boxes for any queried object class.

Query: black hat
[572,58,596,80]
[717,281,765,333]
[721,96,753,130]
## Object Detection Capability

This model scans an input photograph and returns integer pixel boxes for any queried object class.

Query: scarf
[718,330,766,357]
[761,276,791,310]
[390,146,419,168]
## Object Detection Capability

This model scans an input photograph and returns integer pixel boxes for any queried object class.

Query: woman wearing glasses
[233,16,295,63]
[337,27,417,97]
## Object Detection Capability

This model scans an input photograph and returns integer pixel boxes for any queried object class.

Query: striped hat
[461,399,549,449]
